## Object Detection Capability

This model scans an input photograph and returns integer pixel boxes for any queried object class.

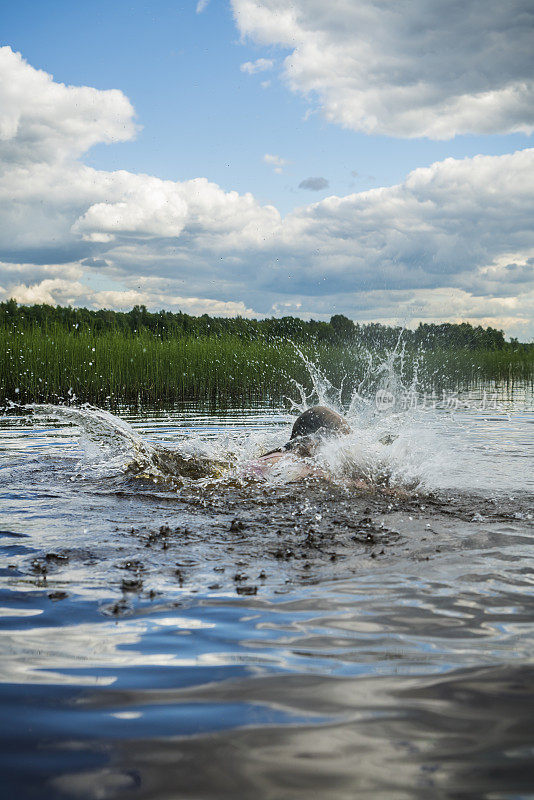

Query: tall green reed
[1,324,532,407]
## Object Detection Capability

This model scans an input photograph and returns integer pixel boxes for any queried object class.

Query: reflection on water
[0,385,533,799]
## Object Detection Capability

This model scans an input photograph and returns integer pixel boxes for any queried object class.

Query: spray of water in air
[10,336,460,492]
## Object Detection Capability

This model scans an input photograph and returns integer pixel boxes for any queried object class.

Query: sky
[0,0,533,338]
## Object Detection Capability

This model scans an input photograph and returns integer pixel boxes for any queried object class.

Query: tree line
[0,299,525,351]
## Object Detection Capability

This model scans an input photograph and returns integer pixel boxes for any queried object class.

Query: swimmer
[246,406,351,481]
[247,406,403,493]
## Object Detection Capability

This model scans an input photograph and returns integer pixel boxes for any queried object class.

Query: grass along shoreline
[1,325,533,407]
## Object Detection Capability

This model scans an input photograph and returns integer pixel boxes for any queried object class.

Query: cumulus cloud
[71,173,280,246]
[7,278,94,307]
[263,153,287,173]
[281,150,534,296]
[1,47,534,336]
[240,58,274,74]
[299,177,329,191]
[0,48,280,275]
[4,273,258,318]
[231,0,534,139]
[0,46,136,164]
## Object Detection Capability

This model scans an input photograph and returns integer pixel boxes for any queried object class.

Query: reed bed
[0,326,325,406]
[1,325,532,407]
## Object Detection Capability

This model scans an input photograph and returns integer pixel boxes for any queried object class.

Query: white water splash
[17,341,533,493]
[26,403,158,477]
[279,338,441,489]
[285,342,532,492]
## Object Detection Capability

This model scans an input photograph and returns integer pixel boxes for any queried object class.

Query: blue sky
[4,0,530,212]
[0,0,533,336]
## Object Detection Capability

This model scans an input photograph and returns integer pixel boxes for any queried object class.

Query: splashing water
[25,403,238,484]
[16,341,532,494]
[281,340,447,490]
[28,403,154,472]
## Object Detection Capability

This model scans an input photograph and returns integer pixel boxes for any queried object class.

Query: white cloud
[8,278,93,307]
[196,0,210,13]
[0,261,83,281]
[277,150,534,298]
[93,289,255,317]
[240,58,274,75]
[232,0,534,139]
[0,46,136,163]
[4,276,258,318]
[263,152,287,173]
[1,47,534,337]
[0,48,280,261]
[72,173,280,246]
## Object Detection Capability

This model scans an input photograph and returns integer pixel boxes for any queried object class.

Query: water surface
[0,387,533,799]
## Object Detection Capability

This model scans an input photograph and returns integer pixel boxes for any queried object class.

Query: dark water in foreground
[0,389,533,800]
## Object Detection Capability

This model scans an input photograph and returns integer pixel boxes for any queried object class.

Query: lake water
[0,384,533,800]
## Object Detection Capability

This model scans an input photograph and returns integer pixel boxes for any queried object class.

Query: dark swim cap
[288,406,351,443]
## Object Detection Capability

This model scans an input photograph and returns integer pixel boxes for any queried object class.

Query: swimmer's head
[285,406,351,455]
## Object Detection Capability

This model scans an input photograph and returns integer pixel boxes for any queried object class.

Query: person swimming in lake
[248,406,402,493]
[247,405,352,481]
